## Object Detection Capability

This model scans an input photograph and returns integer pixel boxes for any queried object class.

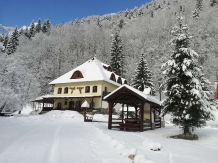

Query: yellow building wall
[54,81,103,96]
[144,103,150,120]
[53,81,120,109]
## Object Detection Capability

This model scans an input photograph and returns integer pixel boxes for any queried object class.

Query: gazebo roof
[104,84,161,106]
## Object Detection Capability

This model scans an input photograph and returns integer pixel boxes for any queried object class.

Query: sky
[0,0,151,28]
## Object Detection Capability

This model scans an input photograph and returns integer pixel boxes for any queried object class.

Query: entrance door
[69,101,75,110]
[57,102,62,110]
[75,101,81,111]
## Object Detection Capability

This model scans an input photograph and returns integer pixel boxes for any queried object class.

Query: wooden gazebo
[104,84,162,132]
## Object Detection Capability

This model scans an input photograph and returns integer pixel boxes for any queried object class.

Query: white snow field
[0,111,217,163]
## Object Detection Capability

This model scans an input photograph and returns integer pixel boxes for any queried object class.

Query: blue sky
[1,0,151,28]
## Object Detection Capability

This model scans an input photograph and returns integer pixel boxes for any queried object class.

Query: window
[107,66,112,72]
[71,70,84,79]
[64,87,68,94]
[117,77,122,84]
[64,100,68,105]
[85,86,90,93]
[93,86,97,92]
[57,88,62,94]
[124,80,127,84]
[110,73,116,82]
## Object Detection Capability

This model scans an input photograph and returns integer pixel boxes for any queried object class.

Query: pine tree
[110,31,123,76]
[46,19,51,31]
[196,0,203,11]
[210,0,217,6]
[6,39,14,55]
[3,35,9,49]
[29,21,35,37]
[11,27,19,51]
[35,18,42,33]
[131,53,156,95]
[161,16,214,135]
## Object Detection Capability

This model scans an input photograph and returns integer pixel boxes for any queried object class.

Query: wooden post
[122,104,124,123]
[140,101,144,132]
[135,105,137,119]
[42,98,45,112]
[127,104,129,120]
[108,102,113,129]
[84,108,86,122]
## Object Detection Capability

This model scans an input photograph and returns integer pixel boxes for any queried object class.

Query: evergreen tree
[6,39,14,55]
[131,53,156,95]
[46,19,51,31]
[35,18,42,33]
[196,0,203,11]
[29,21,35,37]
[3,35,9,49]
[42,19,51,33]
[161,16,214,135]
[110,31,123,76]
[210,0,217,6]
[11,27,19,51]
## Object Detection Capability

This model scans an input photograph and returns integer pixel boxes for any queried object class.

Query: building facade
[47,57,127,111]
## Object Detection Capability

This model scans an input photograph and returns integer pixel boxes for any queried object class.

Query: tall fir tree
[6,39,14,55]
[210,0,217,6]
[3,34,9,49]
[29,21,35,37]
[35,18,42,33]
[161,16,214,135]
[11,27,19,51]
[131,53,156,95]
[110,31,123,76]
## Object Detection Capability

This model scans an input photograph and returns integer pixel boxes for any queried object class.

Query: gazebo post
[140,101,145,132]
[135,105,137,119]
[108,102,113,129]
[42,98,45,111]
[122,104,124,123]
[127,104,129,119]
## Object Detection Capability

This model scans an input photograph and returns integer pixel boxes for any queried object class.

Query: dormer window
[107,66,112,72]
[124,80,127,84]
[71,70,84,79]
[110,73,116,82]
[117,77,122,84]
[57,88,62,94]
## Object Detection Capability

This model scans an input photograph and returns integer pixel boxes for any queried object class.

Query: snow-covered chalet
[42,57,127,111]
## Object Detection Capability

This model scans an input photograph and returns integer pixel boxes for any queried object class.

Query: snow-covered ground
[0,110,217,163]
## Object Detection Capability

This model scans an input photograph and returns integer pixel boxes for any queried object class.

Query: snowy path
[0,111,218,163]
[95,123,218,163]
[0,113,130,163]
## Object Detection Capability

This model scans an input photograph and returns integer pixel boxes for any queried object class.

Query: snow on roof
[104,84,162,106]
[49,57,125,86]
[81,100,89,108]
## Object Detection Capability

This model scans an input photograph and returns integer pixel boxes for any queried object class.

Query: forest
[0,0,218,111]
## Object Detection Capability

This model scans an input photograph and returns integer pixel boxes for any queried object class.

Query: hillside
[0,0,218,109]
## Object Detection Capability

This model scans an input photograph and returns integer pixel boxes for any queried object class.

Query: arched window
[85,86,90,93]
[110,73,116,82]
[57,88,62,94]
[117,77,122,84]
[107,66,112,72]
[64,87,68,94]
[124,80,127,84]
[71,70,84,79]
[93,86,97,92]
